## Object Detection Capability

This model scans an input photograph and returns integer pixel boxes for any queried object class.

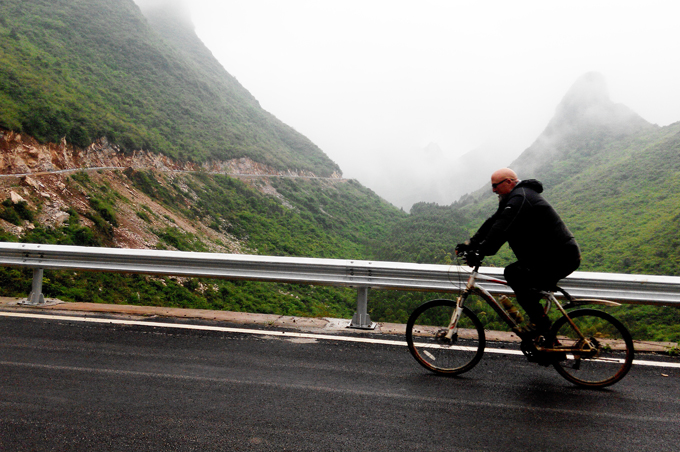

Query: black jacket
[470,179,578,267]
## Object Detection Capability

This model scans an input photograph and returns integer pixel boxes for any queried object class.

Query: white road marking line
[1,311,678,369]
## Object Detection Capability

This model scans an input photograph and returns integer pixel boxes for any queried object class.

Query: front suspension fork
[443,294,466,340]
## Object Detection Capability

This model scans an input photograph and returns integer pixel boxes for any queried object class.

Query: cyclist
[456,168,581,337]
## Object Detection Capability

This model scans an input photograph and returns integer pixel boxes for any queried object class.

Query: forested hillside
[0,0,339,176]
[448,73,680,276]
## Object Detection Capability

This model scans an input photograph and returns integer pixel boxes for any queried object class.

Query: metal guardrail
[0,242,679,329]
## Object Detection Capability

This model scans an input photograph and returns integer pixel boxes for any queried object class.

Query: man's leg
[504,262,548,327]
[504,249,581,333]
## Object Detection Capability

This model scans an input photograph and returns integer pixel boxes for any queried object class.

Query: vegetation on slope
[0,166,406,319]
[552,123,680,275]
[0,0,339,175]
[370,202,469,265]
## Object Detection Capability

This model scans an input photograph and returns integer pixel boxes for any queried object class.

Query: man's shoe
[515,323,540,340]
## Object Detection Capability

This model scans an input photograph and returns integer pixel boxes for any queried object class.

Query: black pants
[504,243,581,323]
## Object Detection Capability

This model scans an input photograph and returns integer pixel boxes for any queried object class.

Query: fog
[134,0,680,209]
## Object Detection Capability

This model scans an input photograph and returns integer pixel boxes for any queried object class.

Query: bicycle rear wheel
[406,299,485,375]
[551,308,634,388]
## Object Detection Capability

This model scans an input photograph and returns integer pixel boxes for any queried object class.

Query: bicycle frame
[446,266,621,352]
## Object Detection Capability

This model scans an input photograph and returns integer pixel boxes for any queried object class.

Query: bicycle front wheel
[406,299,485,375]
[551,309,634,388]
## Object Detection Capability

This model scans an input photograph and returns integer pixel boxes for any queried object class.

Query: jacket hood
[516,179,543,193]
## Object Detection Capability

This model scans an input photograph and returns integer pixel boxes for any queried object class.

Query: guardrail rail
[0,242,679,329]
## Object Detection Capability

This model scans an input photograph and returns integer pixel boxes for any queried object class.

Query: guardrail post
[348,287,376,329]
[25,268,46,305]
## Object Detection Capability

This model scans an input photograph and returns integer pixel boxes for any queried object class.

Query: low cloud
[132,0,191,18]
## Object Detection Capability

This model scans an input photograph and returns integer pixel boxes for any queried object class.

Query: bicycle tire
[406,299,485,375]
[551,308,634,388]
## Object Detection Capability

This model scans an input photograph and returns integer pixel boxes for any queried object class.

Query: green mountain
[548,122,680,275]
[449,72,680,275]
[0,0,339,176]
[0,0,404,319]
[0,2,678,343]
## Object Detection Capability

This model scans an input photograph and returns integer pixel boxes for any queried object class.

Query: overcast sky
[137,0,680,206]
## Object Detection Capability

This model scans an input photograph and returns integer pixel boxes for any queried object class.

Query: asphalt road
[1,311,679,451]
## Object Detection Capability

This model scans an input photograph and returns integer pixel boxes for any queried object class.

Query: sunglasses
[491,178,511,189]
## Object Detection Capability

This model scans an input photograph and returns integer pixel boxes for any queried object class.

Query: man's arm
[469,215,497,249]
[470,192,527,256]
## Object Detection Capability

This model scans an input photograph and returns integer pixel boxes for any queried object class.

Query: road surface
[1,310,679,451]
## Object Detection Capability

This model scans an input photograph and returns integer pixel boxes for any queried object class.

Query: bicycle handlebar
[456,249,483,269]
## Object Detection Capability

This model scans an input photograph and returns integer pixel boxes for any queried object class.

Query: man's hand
[455,241,471,255]
[455,241,483,267]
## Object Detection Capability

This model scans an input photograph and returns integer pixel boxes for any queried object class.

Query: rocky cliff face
[0,128,346,253]
[0,130,239,251]
[0,164,246,253]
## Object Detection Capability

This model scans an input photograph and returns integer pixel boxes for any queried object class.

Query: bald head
[491,168,519,197]
[491,168,518,183]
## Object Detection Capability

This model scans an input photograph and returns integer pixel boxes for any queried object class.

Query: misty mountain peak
[550,71,648,134]
[421,142,444,158]
[560,71,610,110]
[510,72,654,179]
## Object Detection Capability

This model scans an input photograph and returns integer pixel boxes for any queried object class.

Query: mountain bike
[405,251,634,388]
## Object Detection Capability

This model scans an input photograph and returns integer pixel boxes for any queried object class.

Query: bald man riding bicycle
[456,168,581,337]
